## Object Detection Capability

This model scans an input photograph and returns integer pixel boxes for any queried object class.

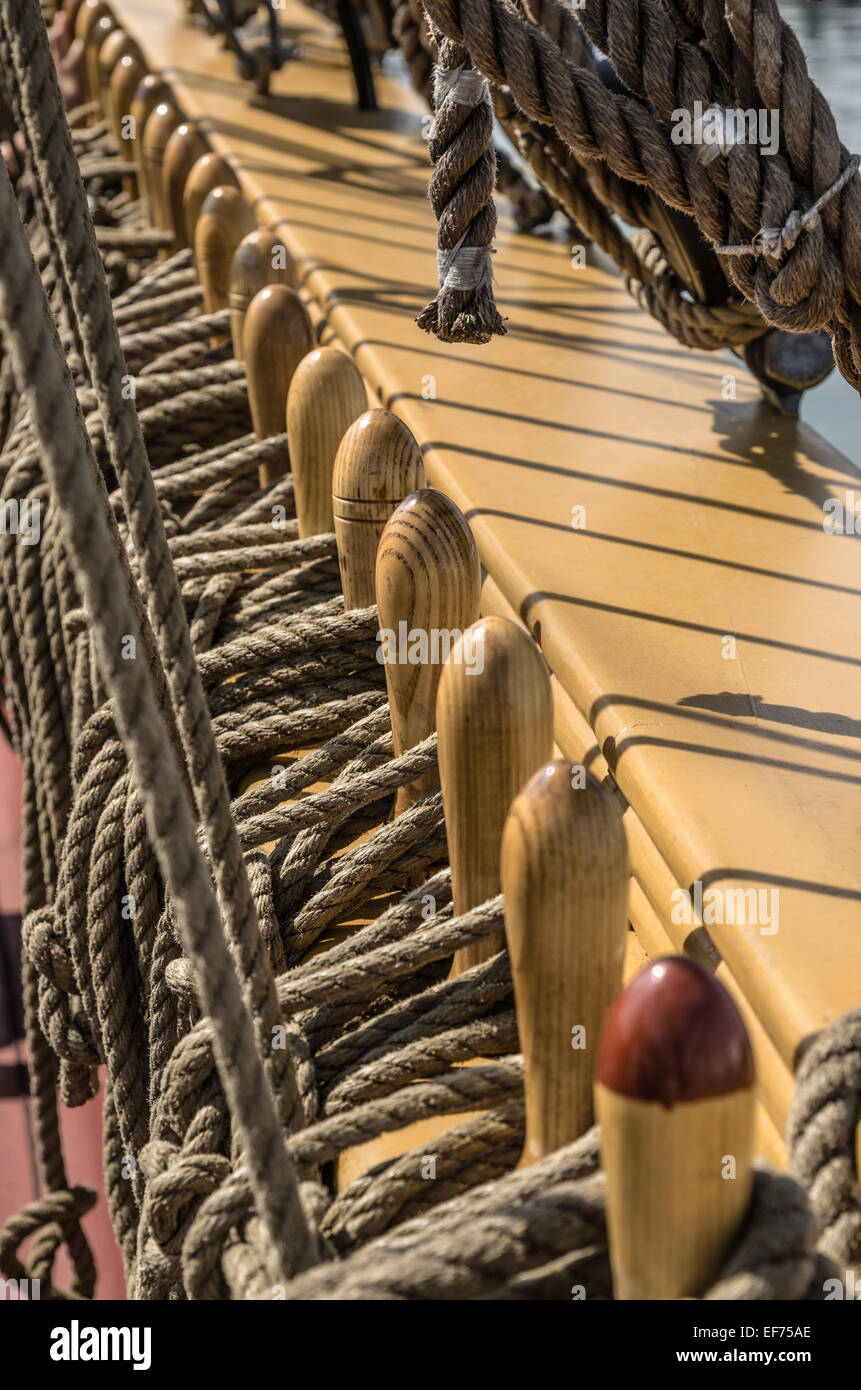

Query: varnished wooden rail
[90,0,861,1174]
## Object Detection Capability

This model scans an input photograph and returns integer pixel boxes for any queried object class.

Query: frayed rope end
[417,239,507,344]
[416,290,507,345]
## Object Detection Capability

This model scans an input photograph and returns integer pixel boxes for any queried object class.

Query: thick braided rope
[491,88,766,350]
[0,247,442,1289]
[393,0,556,231]
[420,0,861,383]
[416,32,506,343]
[279,1133,817,1299]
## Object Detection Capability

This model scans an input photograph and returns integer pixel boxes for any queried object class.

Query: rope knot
[23,904,76,993]
[717,155,861,262]
[753,208,809,260]
[148,1152,232,1247]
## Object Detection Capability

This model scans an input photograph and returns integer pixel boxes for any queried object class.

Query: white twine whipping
[437,239,493,292]
[432,61,488,113]
[431,63,494,296]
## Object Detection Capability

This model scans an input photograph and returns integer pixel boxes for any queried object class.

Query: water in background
[778,1,860,465]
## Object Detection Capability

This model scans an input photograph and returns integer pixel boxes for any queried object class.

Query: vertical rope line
[0,0,313,1263]
[416,23,506,343]
[0,155,313,1287]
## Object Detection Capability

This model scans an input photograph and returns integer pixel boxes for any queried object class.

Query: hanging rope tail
[416,30,506,344]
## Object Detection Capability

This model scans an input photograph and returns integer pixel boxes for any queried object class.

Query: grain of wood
[286,347,369,537]
[142,101,182,240]
[377,489,481,814]
[183,153,240,251]
[596,957,755,1299]
[438,615,554,975]
[244,284,315,483]
[332,410,425,609]
[85,13,118,110]
[109,53,146,176]
[229,229,298,361]
[162,124,209,249]
[129,75,172,219]
[97,29,141,118]
[194,185,256,317]
[502,761,629,1162]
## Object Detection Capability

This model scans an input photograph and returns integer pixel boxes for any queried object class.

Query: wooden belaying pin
[162,124,208,250]
[332,410,425,610]
[96,29,141,121]
[286,348,367,538]
[129,76,171,216]
[64,0,88,30]
[84,12,117,110]
[501,762,629,1164]
[194,185,256,318]
[142,101,182,242]
[74,0,111,49]
[228,229,298,361]
[438,615,553,977]
[109,52,146,173]
[376,490,481,816]
[595,956,756,1300]
[182,152,240,250]
[75,1,111,117]
[244,285,314,485]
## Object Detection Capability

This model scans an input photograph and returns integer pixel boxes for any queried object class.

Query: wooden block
[182,152,240,249]
[64,0,88,30]
[229,229,298,361]
[74,0,112,46]
[97,29,142,120]
[244,285,314,482]
[129,74,171,218]
[194,184,255,317]
[84,13,118,108]
[142,99,182,238]
[108,52,146,163]
[162,123,209,249]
